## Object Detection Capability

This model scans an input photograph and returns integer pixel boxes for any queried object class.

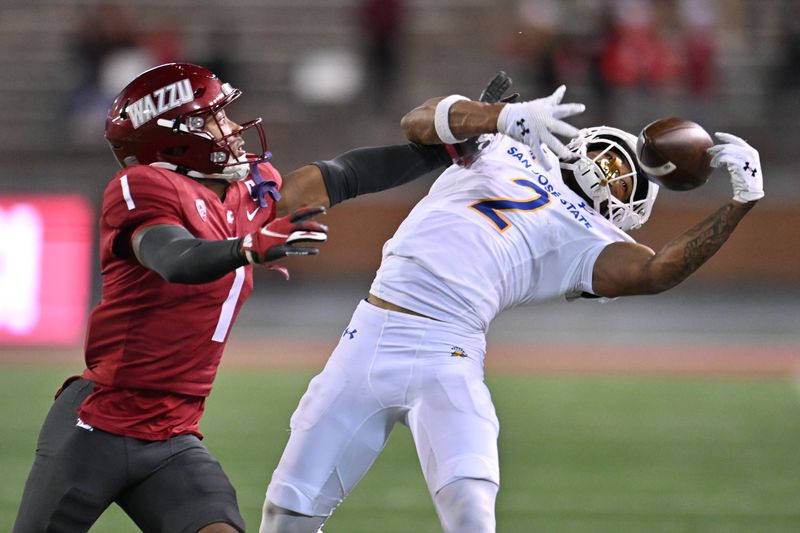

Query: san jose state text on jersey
[505,145,594,229]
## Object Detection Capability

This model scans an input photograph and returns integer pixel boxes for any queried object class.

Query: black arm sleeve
[315,143,451,207]
[135,224,247,284]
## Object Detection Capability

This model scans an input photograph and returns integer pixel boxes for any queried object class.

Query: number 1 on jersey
[470,178,551,232]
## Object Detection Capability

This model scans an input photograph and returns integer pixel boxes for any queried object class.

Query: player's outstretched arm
[592,201,755,297]
[276,143,451,216]
[132,207,328,283]
[402,97,501,145]
[402,85,585,169]
[591,133,763,297]
[133,224,248,284]
[277,73,525,214]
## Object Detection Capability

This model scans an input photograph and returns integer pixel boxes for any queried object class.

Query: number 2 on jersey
[470,178,551,232]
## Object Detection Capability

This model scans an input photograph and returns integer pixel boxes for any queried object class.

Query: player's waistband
[355,299,487,364]
[365,293,435,319]
[357,297,486,348]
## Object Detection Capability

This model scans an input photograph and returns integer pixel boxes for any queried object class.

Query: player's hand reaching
[707,132,764,204]
[241,206,328,265]
[496,85,585,169]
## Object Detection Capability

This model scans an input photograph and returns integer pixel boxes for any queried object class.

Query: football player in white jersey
[259,86,763,533]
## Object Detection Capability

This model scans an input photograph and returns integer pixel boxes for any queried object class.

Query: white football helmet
[561,126,659,231]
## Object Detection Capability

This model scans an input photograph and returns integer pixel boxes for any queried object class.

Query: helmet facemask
[561,126,659,231]
[159,95,269,182]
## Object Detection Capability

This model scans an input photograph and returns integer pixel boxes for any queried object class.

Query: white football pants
[263,299,500,521]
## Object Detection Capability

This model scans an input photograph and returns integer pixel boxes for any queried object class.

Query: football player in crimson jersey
[12,62,465,533]
[259,87,764,531]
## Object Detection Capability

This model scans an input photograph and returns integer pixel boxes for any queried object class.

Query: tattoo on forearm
[661,202,752,287]
[683,204,739,268]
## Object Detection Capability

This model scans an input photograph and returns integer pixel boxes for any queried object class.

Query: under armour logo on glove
[515,118,530,138]
[342,328,357,339]
[496,85,585,170]
[708,132,764,203]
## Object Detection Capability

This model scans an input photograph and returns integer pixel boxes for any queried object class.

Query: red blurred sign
[0,196,93,345]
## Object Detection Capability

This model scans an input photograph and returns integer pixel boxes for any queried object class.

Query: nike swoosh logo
[246,208,259,221]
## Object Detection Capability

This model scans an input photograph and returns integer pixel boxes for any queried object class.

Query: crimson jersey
[77,163,281,440]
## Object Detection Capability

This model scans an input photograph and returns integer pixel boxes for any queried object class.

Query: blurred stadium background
[1,0,799,531]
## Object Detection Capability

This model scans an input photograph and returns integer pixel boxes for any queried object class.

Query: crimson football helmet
[105,63,269,182]
[560,126,658,231]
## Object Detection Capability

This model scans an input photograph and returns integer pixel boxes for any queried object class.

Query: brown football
[636,117,714,191]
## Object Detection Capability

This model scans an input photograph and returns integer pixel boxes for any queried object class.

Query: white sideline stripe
[120,175,135,210]
[212,266,245,342]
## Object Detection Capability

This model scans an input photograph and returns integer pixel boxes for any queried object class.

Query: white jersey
[370,135,634,333]
[265,136,640,528]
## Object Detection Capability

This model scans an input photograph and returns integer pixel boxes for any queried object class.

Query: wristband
[434,95,469,144]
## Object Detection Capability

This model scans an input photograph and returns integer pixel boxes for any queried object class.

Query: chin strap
[149,161,246,184]
[249,157,280,208]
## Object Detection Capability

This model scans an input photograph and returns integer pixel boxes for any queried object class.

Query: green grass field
[2,365,800,532]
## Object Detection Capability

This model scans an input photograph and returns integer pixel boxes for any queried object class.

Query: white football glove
[707,132,764,203]
[496,85,585,169]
